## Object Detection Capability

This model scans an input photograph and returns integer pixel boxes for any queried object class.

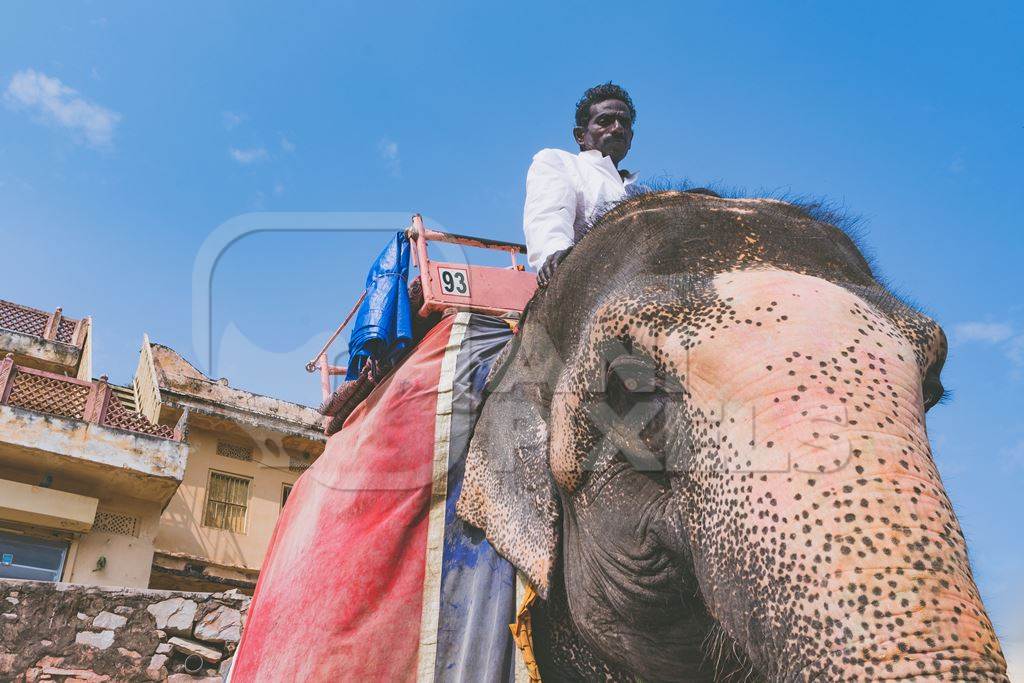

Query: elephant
[456,190,1009,681]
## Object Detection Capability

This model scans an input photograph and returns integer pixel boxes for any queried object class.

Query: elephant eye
[608,355,655,386]
[922,364,949,412]
[599,354,682,467]
[605,355,657,410]
[604,355,682,415]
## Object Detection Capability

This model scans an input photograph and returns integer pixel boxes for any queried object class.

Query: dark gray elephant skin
[456,191,1009,681]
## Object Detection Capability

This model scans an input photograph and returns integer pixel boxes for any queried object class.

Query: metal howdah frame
[306,214,538,403]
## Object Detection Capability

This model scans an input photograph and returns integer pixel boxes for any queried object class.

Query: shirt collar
[578,149,637,184]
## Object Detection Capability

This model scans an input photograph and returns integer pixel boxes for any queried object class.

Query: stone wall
[0,579,249,682]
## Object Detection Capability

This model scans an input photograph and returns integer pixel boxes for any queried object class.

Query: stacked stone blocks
[0,580,249,682]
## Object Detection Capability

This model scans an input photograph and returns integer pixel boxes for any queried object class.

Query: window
[203,471,251,533]
[281,484,293,508]
[0,531,68,582]
[216,440,253,462]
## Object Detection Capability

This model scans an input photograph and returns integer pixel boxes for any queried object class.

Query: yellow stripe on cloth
[415,312,472,682]
[512,573,542,683]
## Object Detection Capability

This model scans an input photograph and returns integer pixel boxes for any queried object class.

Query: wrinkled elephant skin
[457,192,1008,681]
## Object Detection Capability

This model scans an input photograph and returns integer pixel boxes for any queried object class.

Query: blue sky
[2,1,1022,672]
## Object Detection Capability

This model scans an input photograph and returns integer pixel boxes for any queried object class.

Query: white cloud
[273,182,285,196]
[952,320,1024,376]
[953,322,1014,345]
[379,138,398,160]
[378,137,400,177]
[1000,438,1024,471]
[947,155,966,174]
[222,111,245,130]
[1007,335,1024,369]
[280,136,295,153]
[4,68,121,148]
[229,147,268,164]
[249,190,266,210]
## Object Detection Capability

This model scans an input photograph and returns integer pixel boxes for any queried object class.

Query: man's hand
[537,248,571,288]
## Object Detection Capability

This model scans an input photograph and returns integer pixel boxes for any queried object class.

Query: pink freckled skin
[650,269,1004,677]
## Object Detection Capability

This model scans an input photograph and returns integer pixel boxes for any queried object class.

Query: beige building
[134,336,325,593]
[0,299,188,588]
[0,298,325,594]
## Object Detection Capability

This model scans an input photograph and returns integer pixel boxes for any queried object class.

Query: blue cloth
[345,232,413,379]
[434,314,517,682]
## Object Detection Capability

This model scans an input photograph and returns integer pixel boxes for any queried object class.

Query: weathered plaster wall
[0,462,165,589]
[0,407,186,504]
[0,579,248,682]
[67,499,162,589]
[0,479,97,533]
[148,343,323,432]
[0,330,81,376]
[154,426,297,574]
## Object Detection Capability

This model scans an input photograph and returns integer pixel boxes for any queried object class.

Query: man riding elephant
[232,93,1008,678]
[524,82,639,286]
[459,189,1009,680]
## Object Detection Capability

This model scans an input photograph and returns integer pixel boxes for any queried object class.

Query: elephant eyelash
[923,384,952,412]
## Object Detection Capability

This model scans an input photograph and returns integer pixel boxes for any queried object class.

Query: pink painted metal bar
[305,289,368,374]
[306,214,537,401]
[406,215,536,317]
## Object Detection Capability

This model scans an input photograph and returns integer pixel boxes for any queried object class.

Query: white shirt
[523,148,639,270]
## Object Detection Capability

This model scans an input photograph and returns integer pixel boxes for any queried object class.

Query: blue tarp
[345,232,413,380]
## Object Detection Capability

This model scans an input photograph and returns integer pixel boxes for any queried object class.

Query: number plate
[437,267,470,297]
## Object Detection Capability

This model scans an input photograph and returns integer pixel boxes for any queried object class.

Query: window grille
[289,452,311,472]
[204,472,250,533]
[92,511,139,537]
[216,440,254,462]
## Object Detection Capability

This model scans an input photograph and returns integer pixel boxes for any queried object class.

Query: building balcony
[0,300,90,377]
[0,354,188,507]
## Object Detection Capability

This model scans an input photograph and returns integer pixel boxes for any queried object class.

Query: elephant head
[457,191,1008,681]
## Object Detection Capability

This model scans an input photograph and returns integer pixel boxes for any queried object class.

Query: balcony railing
[0,300,88,347]
[0,354,187,442]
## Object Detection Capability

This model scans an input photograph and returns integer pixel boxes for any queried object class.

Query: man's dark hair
[574,82,636,128]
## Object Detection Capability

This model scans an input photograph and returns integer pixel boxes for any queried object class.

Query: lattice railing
[55,317,78,344]
[102,392,176,439]
[0,300,87,348]
[7,369,90,420]
[0,355,185,442]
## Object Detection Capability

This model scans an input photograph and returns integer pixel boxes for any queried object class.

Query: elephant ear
[457,324,562,599]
